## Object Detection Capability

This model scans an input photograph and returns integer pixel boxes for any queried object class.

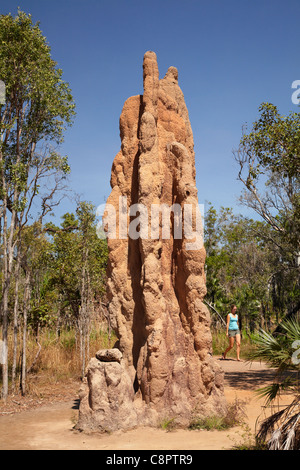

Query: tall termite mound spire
[77,52,226,432]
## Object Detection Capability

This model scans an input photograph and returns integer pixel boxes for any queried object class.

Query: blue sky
[1,0,300,223]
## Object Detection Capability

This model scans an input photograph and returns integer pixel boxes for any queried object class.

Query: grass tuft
[189,398,247,431]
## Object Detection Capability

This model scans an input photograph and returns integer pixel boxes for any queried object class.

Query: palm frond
[255,383,281,405]
[256,398,300,450]
[282,416,298,450]
[249,328,289,368]
[268,428,282,450]
[281,318,300,341]
[256,376,299,403]
[250,320,300,449]
[256,408,285,443]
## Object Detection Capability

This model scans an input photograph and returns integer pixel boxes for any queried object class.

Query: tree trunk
[20,270,31,396]
[12,244,22,392]
[1,195,8,400]
[1,154,22,399]
[79,246,89,377]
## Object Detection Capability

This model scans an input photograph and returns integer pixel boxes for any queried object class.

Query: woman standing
[222,304,241,361]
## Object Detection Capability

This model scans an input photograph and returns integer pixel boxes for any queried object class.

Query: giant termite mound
[77,51,226,432]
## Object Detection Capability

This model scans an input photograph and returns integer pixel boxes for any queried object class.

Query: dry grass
[0,325,117,403]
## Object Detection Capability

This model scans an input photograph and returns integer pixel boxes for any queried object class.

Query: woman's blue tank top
[229,313,239,330]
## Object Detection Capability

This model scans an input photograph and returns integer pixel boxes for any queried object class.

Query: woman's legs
[235,334,241,361]
[223,333,241,360]
[223,336,234,358]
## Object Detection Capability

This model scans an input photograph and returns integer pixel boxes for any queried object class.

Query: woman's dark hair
[230,304,236,310]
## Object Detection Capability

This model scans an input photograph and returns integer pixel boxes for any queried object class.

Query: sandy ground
[0,358,291,450]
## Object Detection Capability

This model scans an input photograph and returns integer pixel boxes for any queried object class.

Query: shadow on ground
[224,367,277,390]
[219,358,299,391]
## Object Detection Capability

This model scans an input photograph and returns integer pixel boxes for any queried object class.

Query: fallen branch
[204,300,226,327]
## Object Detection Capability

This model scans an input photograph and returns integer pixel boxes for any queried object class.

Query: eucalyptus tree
[0,10,75,399]
[234,103,300,323]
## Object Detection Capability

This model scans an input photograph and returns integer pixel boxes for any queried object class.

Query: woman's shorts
[228,329,240,337]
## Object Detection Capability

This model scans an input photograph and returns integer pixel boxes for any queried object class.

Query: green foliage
[0,10,75,223]
[249,318,300,450]
[248,318,300,404]
[250,319,300,371]
[204,204,272,329]
[0,9,75,145]
[159,417,177,432]
[189,415,228,431]
[241,103,300,180]
[45,203,109,323]
[8,204,109,334]
[207,102,300,330]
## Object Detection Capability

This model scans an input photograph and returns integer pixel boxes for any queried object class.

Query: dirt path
[0,359,289,450]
